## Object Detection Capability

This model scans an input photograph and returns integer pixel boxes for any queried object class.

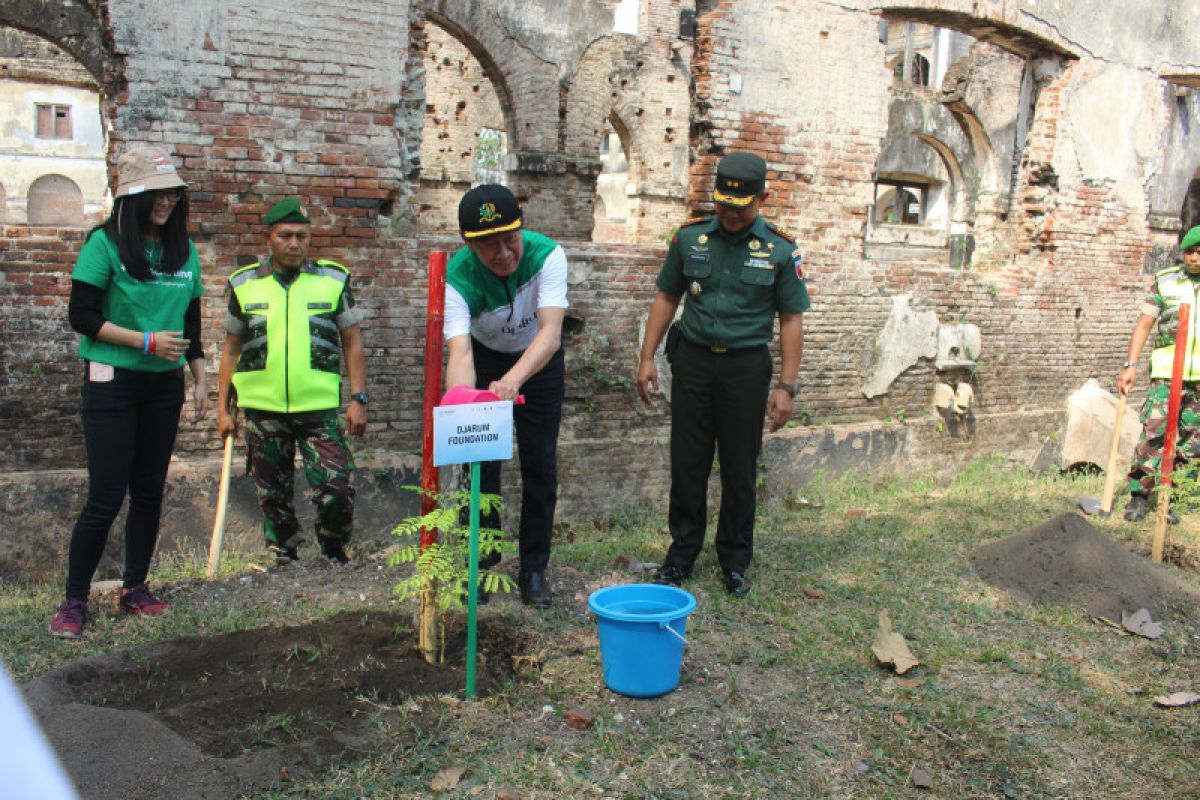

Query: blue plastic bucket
[587,583,697,698]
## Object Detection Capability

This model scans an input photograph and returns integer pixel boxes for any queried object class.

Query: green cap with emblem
[1181,225,1200,252]
[713,152,767,208]
[264,197,311,226]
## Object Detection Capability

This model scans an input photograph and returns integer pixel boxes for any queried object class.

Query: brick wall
[0,0,1193,526]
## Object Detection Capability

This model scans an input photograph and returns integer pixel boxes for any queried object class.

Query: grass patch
[5,459,1200,798]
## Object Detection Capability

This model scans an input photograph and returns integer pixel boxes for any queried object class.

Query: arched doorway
[415,16,513,235]
[27,174,84,226]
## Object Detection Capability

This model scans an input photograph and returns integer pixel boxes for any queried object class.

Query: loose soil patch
[25,608,532,800]
[970,512,1200,622]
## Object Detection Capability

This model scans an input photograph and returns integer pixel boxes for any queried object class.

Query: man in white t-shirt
[444,184,568,609]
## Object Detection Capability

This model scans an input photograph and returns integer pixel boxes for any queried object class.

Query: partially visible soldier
[637,152,810,597]
[1119,224,1200,523]
[217,198,368,564]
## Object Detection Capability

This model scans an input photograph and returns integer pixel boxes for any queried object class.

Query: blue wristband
[142,331,151,355]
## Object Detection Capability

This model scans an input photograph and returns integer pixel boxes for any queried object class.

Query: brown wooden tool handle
[1099,393,1127,514]
[206,434,235,580]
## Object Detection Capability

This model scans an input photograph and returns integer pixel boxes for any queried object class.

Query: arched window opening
[27,174,83,226]
[416,20,510,234]
[474,127,507,186]
[592,119,632,243]
[882,22,975,90]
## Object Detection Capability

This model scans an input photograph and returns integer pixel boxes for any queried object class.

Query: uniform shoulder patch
[766,221,795,243]
[230,262,261,279]
[315,259,350,274]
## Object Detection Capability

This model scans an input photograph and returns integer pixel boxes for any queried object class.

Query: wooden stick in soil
[206,433,234,580]
[1099,392,1127,514]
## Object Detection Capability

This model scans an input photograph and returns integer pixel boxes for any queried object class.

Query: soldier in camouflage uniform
[1119,225,1200,522]
[217,198,368,563]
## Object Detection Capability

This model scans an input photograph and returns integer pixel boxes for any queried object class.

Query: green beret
[1181,225,1200,252]
[265,197,310,226]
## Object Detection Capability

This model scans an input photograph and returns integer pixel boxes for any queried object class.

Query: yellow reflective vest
[229,259,350,413]
[1150,265,1200,381]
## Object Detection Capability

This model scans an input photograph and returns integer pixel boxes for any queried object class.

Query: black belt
[680,336,767,355]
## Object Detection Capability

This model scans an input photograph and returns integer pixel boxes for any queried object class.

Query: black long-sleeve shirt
[69,279,203,362]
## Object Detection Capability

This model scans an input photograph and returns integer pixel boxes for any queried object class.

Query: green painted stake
[465,460,481,699]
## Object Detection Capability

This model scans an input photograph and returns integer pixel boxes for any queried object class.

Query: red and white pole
[1152,302,1190,563]
[420,251,447,550]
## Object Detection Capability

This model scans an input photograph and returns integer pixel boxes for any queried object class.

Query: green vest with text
[230,260,349,413]
[1150,265,1200,381]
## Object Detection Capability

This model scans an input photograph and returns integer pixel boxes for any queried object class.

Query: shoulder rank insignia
[767,221,795,243]
[679,216,708,229]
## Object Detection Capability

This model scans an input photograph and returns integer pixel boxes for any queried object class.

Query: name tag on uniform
[745,257,773,270]
[245,302,269,311]
[688,253,709,262]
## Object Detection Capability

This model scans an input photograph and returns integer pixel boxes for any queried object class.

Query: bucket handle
[660,620,688,646]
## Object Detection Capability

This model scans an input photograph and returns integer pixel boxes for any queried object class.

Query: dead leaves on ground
[872,610,920,675]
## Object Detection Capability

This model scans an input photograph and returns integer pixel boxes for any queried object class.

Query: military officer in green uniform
[636,152,810,596]
[1119,224,1200,523]
[217,198,368,564]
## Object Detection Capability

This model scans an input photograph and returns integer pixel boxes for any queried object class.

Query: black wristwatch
[350,391,369,405]
[775,381,798,398]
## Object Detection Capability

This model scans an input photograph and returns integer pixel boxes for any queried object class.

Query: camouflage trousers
[1126,380,1200,495]
[244,409,355,550]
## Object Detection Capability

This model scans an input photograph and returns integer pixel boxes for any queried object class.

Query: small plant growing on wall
[388,487,516,661]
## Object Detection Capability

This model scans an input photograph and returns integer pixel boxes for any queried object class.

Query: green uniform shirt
[657,215,810,349]
[71,229,204,371]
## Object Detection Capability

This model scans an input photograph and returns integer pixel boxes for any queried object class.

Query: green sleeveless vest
[229,259,349,412]
[1150,265,1200,381]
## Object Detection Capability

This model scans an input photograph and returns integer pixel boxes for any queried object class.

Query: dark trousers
[470,338,564,574]
[66,365,184,599]
[664,338,772,575]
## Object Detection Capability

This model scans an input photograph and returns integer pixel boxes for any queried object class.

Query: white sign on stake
[433,401,514,466]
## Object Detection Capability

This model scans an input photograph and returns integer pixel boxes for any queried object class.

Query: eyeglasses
[153,189,184,204]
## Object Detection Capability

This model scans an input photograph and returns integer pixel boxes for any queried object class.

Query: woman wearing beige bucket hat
[49,146,209,639]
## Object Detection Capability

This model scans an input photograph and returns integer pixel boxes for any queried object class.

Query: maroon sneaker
[49,597,89,639]
[119,584,169,616]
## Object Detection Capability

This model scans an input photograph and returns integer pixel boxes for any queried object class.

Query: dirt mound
[970,512,1200,623]
[25,611,533,800]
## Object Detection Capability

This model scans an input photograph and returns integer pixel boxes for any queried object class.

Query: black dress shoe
[723,570,749,597]
[319,539,350,565]
[1124,494,1179,524]
[519,569,551,609]
[653,565,686,587]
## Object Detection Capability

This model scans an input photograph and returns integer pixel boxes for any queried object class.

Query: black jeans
[470,338,565,574]
[664,338,772,575]
[66,365,184,599]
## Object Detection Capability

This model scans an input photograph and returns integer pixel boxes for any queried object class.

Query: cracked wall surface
[3,0,1200,529]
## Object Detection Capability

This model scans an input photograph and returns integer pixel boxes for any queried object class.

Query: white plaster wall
[1064,63,1168,213]
[0,80,107,220]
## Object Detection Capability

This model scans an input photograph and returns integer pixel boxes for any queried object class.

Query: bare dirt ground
[971,512,1200,623]
[24,554,592,800]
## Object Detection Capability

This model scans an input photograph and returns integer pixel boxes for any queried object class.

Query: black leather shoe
[1124,494,1150,522]
[1124,494,1179,524]
[653,565,686,587]
[723,570,750,597]
[269,544,299,566]
[519,569,551,610]
[319,539,349,565]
